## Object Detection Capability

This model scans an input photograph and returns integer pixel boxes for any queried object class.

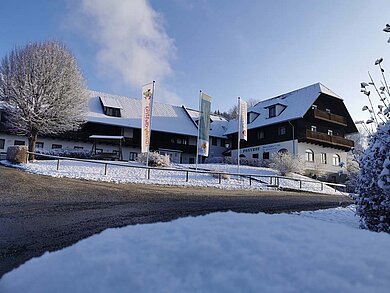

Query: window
[129,152,138,161]
[36,142,44,149]
[278,126,286,136]
[258,131,265,140]
[252,153,259,159]
[0,139,4,149]
[74,146,83,150]
[189,157,195,164]
[177,137,189,145]
[220,139,225,147]
[247,112,260,124]
[212,137,218,146]
[95,148,103,154]
[104,107,121,117]
[14,140,25,146]
[52,144,62,149]
[269,106,276,118]
[321,153,327,164]
[311,104,317,109]
[311,126,317,132]
[278,148,288,153]
[263,152,270,160]
[325,108,331,114]
[0,111,5,122]
[305,149,314,162]
[332,154,340,166]
[328,130,333,136]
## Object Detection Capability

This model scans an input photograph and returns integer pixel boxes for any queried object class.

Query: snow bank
[1,208,389,293]
[1,160,344,194]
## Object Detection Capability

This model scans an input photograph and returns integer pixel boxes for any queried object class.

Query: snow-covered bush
[204,157,224,164]
[35,148,92,159]
[355,45,390,232]
[205,156,264,167]
[356,121,390,232]
[345,158,360,193]
[6,146,28,164]
[270,152,304,176]
[137,151,170,167]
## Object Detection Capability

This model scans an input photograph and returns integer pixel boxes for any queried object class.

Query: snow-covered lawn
[2,159,344,194]
[1,206,390,293]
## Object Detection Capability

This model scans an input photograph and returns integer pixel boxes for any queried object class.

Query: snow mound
[1,208,390,292]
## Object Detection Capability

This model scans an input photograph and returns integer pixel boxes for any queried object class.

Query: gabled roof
[87,91,198,136]
[225,83,342,135]
[184,108,229,138]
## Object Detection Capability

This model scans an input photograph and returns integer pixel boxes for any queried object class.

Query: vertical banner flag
[198,92,212,157]
[239,99,248,141]
[141,82,154,153]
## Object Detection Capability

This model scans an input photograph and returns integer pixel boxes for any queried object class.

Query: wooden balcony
[302,130,354,149]
[313,109,347,126]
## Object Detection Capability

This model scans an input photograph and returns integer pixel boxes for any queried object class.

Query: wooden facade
[227,93,356,152]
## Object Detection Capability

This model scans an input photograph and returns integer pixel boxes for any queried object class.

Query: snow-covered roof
[87,91,198,136]
[225,83,342,135]
[184,108,229,138]
[89,135,124,140]
[99,96,123,109]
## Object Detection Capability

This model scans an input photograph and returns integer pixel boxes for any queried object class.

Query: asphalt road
[0,165,353,278]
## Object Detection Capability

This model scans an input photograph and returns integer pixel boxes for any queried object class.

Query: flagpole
[237,97,241,177]
[146,80,155,170]
[195,90,202,171]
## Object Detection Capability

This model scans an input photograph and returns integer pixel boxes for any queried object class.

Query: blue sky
[0,0,389,120]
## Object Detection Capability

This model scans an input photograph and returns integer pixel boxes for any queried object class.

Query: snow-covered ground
[1,159,344,194]
[1,206,390,293]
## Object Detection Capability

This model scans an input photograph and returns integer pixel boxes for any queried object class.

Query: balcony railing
[313,109,347,126]
[303,130,354,149]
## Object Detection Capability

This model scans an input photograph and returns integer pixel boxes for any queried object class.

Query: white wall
[297,142,347,175]
[231,140,297,159]
[230,139,347,176]
[0,133,197,163]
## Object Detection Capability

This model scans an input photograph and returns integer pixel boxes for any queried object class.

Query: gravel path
[0,165,353,278]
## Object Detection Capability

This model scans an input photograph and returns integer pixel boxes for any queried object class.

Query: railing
[313,109,347,126]
[25,152,346,193]
[304,130,354,148]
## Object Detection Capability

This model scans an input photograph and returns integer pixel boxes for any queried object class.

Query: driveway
[0,165,353,278]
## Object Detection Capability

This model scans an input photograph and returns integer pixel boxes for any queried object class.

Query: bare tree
[0,41,88,160]
[226,98,259,120]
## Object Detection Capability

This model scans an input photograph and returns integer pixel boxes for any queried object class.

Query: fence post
[186,171,189,182]
[249,175,252,186]
[147,168,151,180]
[56,159,60,171]
[218,173,221,184]
[277,177,279,187]
[321,183,324,191]
[104,163,108,175]
[299,180,302,189]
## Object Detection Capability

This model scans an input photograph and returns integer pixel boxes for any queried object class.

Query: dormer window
[99,96,123,117]
[247,111,260,124]
[265,103,286,118]
[269,106,276,118]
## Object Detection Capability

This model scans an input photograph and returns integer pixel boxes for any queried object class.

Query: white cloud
[68,0,179,104]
